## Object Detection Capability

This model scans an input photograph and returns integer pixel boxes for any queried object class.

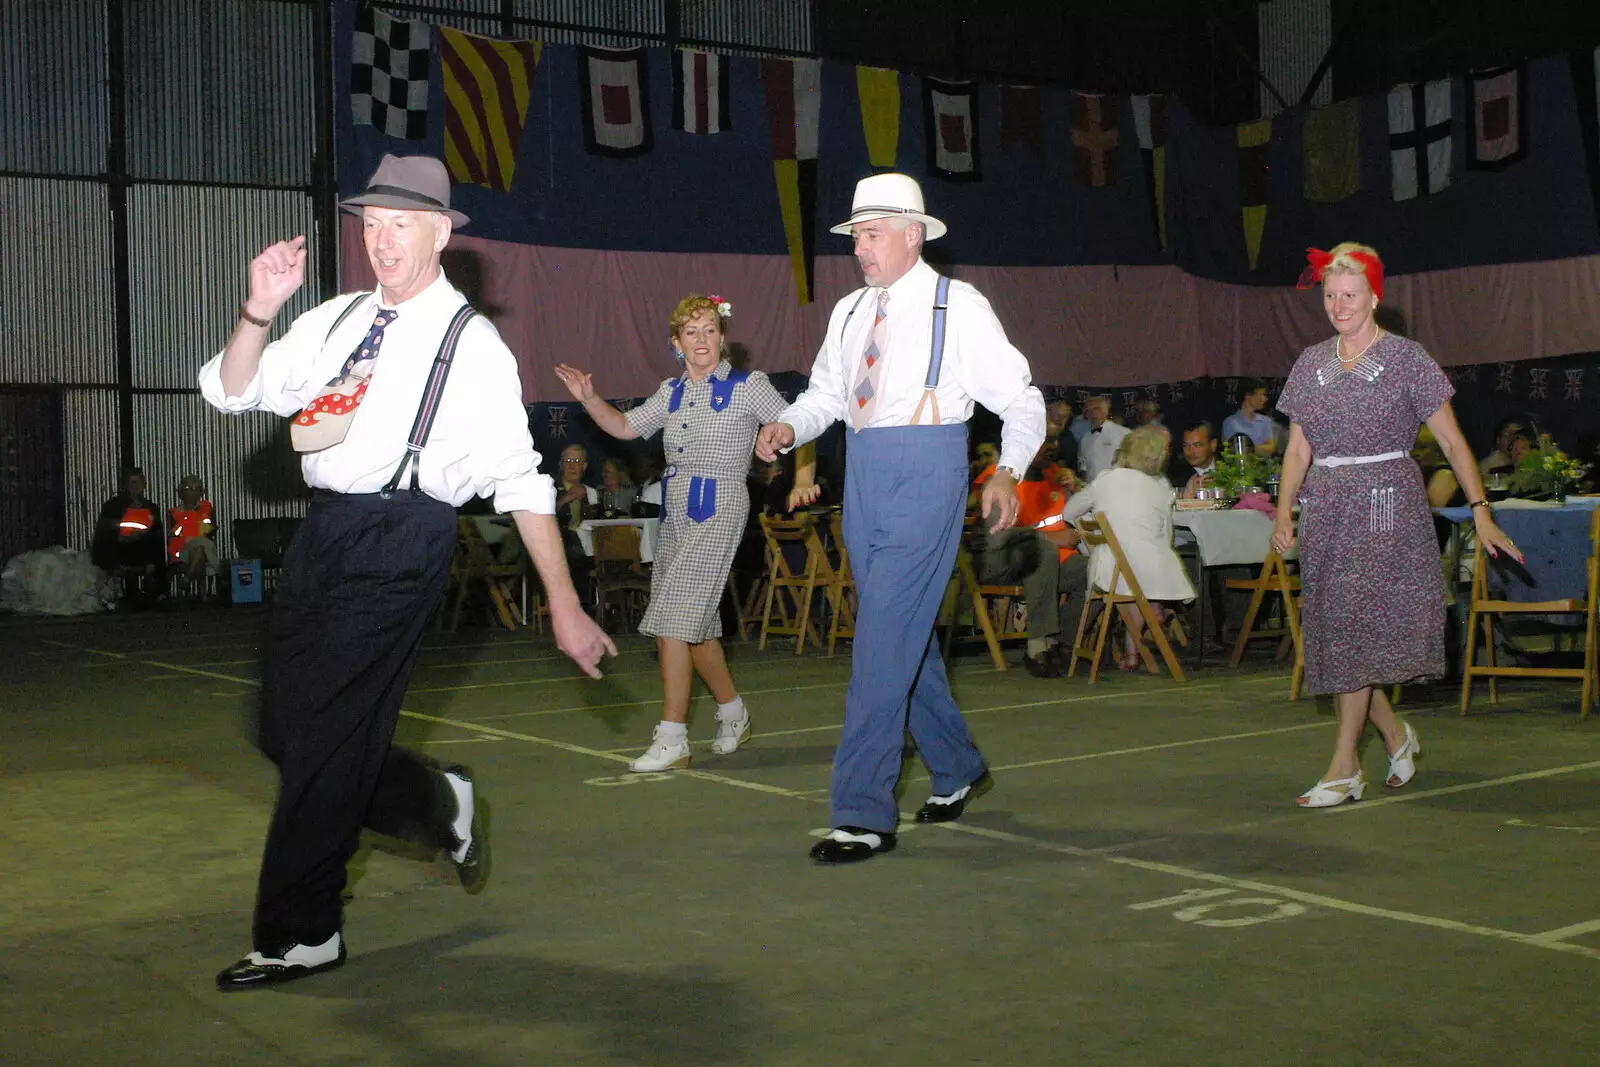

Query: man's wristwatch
[995,465,1023,482]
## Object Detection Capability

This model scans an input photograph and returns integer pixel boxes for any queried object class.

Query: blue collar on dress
[668,359,748,413]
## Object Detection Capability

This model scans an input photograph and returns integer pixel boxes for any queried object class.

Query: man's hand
[245,236,307,322]
[550,601,618,679]
[787,482,821,511]
[981,470,1020,534]
[755,422,795,462]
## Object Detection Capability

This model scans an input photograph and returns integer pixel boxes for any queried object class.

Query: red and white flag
[924,78,979,180]
[579,45,651,157]
[672,49,729,135]
[1469,66,1526,169]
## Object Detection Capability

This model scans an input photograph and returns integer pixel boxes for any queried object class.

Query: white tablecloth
[577,517,661,563]
[1172,507,1297,567]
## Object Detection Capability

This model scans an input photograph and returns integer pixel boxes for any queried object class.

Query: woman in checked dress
[555,294,791,771]
[1270,243,1520,807]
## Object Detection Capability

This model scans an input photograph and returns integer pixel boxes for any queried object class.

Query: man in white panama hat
[198,154,616,989]
[757,172,1045,863]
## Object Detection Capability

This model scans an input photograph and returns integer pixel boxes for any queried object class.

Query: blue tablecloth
[1437,499,1598,603]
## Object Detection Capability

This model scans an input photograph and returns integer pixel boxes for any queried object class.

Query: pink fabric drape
[341,219,1600,401]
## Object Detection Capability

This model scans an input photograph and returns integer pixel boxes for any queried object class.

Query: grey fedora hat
[339,154,469,228]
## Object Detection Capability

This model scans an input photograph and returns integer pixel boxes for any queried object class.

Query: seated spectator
[167,474,220,583]
[91,467,165,605]
[981,446,1090,677]
[1478,417,1524,476]
[1170,421,1220,498]
[1221,379,1281,457]
[1046,399,1079,476]
[556,445,599,529]
[1412,427,1465,508]
[598,458,638,517]
[1133,399,1163,428]
[1076,394,1130,482]
[637,458,665,513]
[1064,427,1196,671]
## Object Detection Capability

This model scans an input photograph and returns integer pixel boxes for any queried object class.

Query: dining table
[577,516,662,564]
[1171,502,1296,668]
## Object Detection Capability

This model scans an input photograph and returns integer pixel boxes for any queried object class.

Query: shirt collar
[373,269,459,313]
[880,258,936,302]
[678,358,734,385]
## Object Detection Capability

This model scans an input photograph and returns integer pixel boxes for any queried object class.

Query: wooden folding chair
[1460,508,1598,718]
[448,518,526,632]
[1225,550,1305,696]
[1066,511,1187,683]
[757,515,828,653]
[942,516,1028,671]
[591,524,652,632]
[826,512,857,656]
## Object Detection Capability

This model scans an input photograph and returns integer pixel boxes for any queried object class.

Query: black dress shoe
[216,937,346,992]
[1022,649,1061,678]
[915,770,994,823]
[809,827,898,864]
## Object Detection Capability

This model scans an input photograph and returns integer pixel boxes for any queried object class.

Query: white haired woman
[554,294,789,771]
[1272,243,1520,807]
[1063,426,1196,670]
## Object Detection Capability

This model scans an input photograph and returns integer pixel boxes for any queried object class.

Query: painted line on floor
[458,680,852,723]
[983,721,1328,774]
[931,820,1600,962]
[187,642,664,671]
[1529,918,1600,943]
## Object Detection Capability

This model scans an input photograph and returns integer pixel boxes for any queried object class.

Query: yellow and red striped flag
[438,27,542,192]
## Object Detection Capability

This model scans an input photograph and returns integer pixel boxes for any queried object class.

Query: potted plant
[1509,435,1588,503]
[1206,451,1281,503]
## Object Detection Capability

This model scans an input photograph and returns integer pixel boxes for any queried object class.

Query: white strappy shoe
[1296,771,1366,808]
[1385,721,1421,788]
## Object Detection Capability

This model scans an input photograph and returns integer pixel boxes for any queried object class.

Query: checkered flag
[351,7,430,141]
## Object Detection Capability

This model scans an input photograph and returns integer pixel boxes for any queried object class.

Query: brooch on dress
[1315,349,1386,386]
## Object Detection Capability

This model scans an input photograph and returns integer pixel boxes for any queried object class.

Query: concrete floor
[3,605,1599,1066]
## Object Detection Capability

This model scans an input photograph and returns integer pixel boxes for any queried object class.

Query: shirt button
[681,423,689,428]
[688,401,696,407]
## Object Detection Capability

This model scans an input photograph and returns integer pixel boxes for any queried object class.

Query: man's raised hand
[245,236,307,321]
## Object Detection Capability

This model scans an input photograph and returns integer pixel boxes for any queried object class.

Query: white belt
[1313,450,1405,468]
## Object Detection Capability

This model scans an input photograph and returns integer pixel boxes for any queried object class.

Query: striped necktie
[291,308,398,452]
[850,290,889,430]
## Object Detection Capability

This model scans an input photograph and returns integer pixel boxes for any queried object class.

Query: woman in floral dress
[555,294,790,771]
[1270,243,1520,808]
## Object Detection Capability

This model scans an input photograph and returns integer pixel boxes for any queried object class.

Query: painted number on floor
[1129,887,1308,928]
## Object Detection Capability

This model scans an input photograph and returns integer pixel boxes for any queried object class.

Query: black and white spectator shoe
[441,765,489,894]
[914,770,993,823]
[809,826,898,864]
[215,933,345,992]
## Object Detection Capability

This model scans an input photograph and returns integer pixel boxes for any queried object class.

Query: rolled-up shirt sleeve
[433,319,555,514]
[949,286,1045,475]
[197,295,361,416]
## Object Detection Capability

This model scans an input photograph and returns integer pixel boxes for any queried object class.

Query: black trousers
[251,490,460,953]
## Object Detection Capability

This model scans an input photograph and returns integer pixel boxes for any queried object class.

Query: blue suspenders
[839,274,952,425]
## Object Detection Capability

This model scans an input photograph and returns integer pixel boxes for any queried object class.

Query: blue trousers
[831,424,986,832]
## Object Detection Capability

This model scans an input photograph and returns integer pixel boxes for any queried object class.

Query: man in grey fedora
[199,154,616,990]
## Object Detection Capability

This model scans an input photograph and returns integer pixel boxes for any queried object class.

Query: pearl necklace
[1338,327,1382,364]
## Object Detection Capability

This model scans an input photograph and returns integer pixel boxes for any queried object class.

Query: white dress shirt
[1077,421,1130,481]
[198,272,555,514]
[778,259,1045,476]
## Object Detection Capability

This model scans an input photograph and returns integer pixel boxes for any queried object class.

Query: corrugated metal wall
[681,0,811,56]
[1258,0,1333,117]
[61,387,121,551]
[0,0,108,175]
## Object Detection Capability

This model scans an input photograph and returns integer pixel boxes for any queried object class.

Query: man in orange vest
[92,467,166,605]
[979,443,1090,676]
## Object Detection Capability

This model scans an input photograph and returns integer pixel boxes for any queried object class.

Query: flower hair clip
[707,293,733,319]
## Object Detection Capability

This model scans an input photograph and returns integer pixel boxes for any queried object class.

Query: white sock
[715,696,746,722]
[657,720,688,743]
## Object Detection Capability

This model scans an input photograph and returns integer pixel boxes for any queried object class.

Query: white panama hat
[829,172,947,240]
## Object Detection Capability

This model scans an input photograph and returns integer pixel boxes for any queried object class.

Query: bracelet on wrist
[238,303,273,329]
[1469,500,1491,511]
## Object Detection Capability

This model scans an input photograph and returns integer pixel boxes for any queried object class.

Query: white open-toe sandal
[1297,770,1366,808]
[1386,721,1421,788]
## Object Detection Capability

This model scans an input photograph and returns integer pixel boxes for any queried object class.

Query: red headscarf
[1296,246,1384,301]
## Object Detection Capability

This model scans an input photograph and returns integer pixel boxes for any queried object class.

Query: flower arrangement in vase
[1510,435,1588,503]
[1206,451,1281,503]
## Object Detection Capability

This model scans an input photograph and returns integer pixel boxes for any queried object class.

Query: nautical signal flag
[1388,79,1453,200]
[579,46,651,157]
[1131,94,1168,249]
[1237,119,1271,271]
[1302,98,1361,203]
[438,28,541,192]
[1069,93,1120,187]
[924,78,980,180]
[999,85,1044,156]
[672,49,730,135]
[762,57,822,305]
[351,6,430,141]
[857,66,900,169]
[1469,66,1526,170]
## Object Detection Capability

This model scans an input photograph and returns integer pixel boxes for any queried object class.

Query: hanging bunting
[1469,66,1526,170]
[350,6,430,141]
[1302,98,1361,203]
[923,78,980,181]
[578,45,652,158]
[671,49,730,135]
[438,28,541,192]
[856,66,900,169]
[1131,94,1168,249]
[1388,79,1453,201]
[1237,119,1271,271]
[999,85,1044,155]
[1572,47,1600,233]
[763,58,822,305]
[1069,93,1120,187]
